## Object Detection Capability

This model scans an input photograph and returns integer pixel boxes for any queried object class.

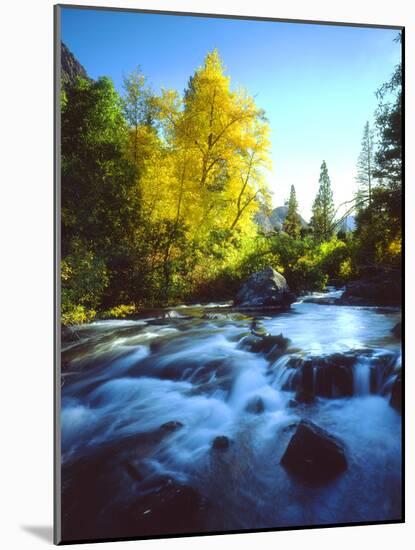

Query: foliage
[283,185,301,238]
[60,44,401,325]
[101,304,136,319]
[355,121,375,209]
[373,62,402,187]
[61,239,109,325]
[310,161,335,242]
[352,53,402,278]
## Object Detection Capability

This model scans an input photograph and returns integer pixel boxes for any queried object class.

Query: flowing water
[60,288,402,540]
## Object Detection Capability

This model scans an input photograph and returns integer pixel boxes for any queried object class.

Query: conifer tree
[355,121,375,209]
[283,185,301,238]
[310,161,335,241]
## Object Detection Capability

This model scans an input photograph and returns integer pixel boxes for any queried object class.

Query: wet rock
[302,296,340,306]
[340,276,401,307]
[160,420,184,432]
[246,396,265,414]
[295,388,315,404]
[240,332,291,362]
[390,374,402,413]
[280,420,348,483]
[124,478,207,536]
[202,312,228,320]
[315,363,354,398]
[287,399,299,408]
[301,361,314,393]
[392,322,402,339]
[123,460,144,482]
[282,353,356,399]
[212,435,231,451]
[234,267,296,309]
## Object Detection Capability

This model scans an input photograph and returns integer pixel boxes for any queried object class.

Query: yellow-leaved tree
[123,50,272,303]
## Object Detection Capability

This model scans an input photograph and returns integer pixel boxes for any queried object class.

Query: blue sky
[61,7,401,219]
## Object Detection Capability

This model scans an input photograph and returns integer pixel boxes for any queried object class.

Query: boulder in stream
[280,420,348,483]
[160,420,184,433]
[212,435,231,451]
[234,267,296,309]
[246,396,265,414]
[340,276,401,306]
[125,478,207,536]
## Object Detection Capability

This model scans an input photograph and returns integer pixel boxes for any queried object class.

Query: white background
[0,0,413,548]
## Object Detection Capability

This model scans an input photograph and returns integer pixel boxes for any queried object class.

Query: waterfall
[353,358,371,395]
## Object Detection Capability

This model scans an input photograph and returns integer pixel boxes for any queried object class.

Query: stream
[60,288,402,541]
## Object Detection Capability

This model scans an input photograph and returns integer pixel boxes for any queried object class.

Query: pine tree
[283,185,301,238]
[373,60,402,188]
[310,161,335,241]
[355,121,374,209]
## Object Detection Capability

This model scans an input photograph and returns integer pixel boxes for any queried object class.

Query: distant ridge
[255,205,308,233]
[61,42,90,87]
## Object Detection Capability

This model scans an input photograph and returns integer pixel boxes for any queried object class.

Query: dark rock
[123,460,144,482]
[280,420,348,483]
[295,388,315,404]
[240,332,291,362]
[340,276,401,307]
[246,396,265,414]
[160,420,184,432]
[125,478,207,536]
[234,267,296,309]
[390,374,402,413]
[287,399,298,408]
[301,361,314,393]
[283,353,355,399]
[392,322,402,339]
[212,435,231,451]
[315,355,354,398]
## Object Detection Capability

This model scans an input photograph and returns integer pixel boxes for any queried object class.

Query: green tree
[122,67,154,162]
[355,121,375,208]
[373,61,402,188]
[283,185,301,238]
[61,76,140,311]
[353,46,402,277]
[310,161,335,241]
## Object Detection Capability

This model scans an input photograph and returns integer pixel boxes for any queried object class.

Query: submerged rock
[275,351,391,400]
[240,331,291,362]
[212,435,231,451]
[295,388,315,404]
[234,267,296,309]
[126,478,207,536]
[245,396,265,414]
[280,420,348,483]
[123,460,144,482]
[160,420,184,433]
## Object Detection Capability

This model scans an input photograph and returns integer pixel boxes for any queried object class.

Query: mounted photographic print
[54,4,404,544]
